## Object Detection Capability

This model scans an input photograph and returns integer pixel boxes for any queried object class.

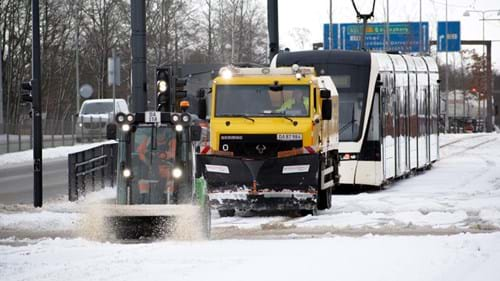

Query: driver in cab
[136,129,176,197]
[276,91,309,116]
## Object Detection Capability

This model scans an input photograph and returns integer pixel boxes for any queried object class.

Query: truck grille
[219,134,302,159]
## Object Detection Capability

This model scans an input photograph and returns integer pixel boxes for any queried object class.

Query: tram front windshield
[332,65,370,142]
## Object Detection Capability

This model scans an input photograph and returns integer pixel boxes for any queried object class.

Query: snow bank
[0,140,116,166]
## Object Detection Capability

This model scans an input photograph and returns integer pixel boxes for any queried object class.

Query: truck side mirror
[320,89,331,99]
[321,100,332,120]
[106,123,117,140]
[190,125,202,141]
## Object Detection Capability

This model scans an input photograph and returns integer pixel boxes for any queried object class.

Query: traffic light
[175,78,187,98]
[156,66,189,112]
[156,67,171,112]
[20,81,33,104]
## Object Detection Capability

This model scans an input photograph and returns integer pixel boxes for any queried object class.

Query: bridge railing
[68,142,117,201]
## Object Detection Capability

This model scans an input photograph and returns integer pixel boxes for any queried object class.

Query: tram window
[332,75,351,88]
[339,93,364,141]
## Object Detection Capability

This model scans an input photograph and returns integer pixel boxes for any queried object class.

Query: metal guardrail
[68,142,117,201]
[1,116,110,155]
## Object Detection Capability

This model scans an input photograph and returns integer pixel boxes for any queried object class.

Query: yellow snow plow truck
[197,65,340,216]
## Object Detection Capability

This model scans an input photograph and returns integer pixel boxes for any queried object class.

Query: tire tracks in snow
[440,134,498,160]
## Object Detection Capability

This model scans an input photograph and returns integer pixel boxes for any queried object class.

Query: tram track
[439,134,489,148]
[440,134,498,160]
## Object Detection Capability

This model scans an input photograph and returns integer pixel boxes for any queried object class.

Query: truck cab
[107,110,210,238]
[198,65,340,216]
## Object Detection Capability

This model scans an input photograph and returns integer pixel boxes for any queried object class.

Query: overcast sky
[258,0,500,71]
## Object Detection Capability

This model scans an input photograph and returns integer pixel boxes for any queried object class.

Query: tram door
[381,75,396,180]
[425,87,431,164]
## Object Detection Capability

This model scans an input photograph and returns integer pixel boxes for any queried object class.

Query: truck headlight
[122,124,131,132]
[171,113,180,123]
[116,112,126,123]
[220,68,233,79]
[122,168,132,178]
[126,114,135,123]
[172,167,182,178]
[181,113,191,123]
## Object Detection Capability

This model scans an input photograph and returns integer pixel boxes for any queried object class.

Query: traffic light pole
[32,0,43,207]
[131,0,147,113]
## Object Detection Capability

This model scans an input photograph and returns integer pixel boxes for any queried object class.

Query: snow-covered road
[1,133,500,281]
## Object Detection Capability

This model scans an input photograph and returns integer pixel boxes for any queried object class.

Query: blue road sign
[324,22,429,53]
[437,21,461,52]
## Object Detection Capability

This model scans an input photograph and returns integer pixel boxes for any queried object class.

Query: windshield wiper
[339,119,357,134]
[220,114,255,123]
[259,111,297,125]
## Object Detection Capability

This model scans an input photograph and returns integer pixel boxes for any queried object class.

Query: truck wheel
[218,209,235,217]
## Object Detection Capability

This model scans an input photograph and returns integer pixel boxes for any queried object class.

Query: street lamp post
[463,9,500,132]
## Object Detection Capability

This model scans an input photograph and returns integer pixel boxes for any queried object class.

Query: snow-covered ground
[1,133,500,280]
[2,233,500,281]
[0,140,116,166]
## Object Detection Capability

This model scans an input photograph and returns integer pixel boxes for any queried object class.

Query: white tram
[273,50,440,187]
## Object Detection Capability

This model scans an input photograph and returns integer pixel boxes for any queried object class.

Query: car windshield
[82,103,114,114]
[215,85,310,117]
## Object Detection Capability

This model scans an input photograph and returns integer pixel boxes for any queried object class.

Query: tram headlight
[175,124,183,132]
[172,167,182,179]
[122,168,132,178]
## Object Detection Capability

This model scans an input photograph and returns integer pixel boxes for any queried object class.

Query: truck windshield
[81,103,114,114]
[129,125,177,204]
[215,85,310,117]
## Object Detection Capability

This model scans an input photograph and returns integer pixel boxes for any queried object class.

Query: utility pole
[112,49,116,117]
[0,48,4,134]
[445,0,449,132]
[32,0,43,207]
[75,1,80,114]
[130,0,147,113]
[329,0,333,50]
[386,0,390,50]
[267,0,279,62]
[419,0,422,54]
